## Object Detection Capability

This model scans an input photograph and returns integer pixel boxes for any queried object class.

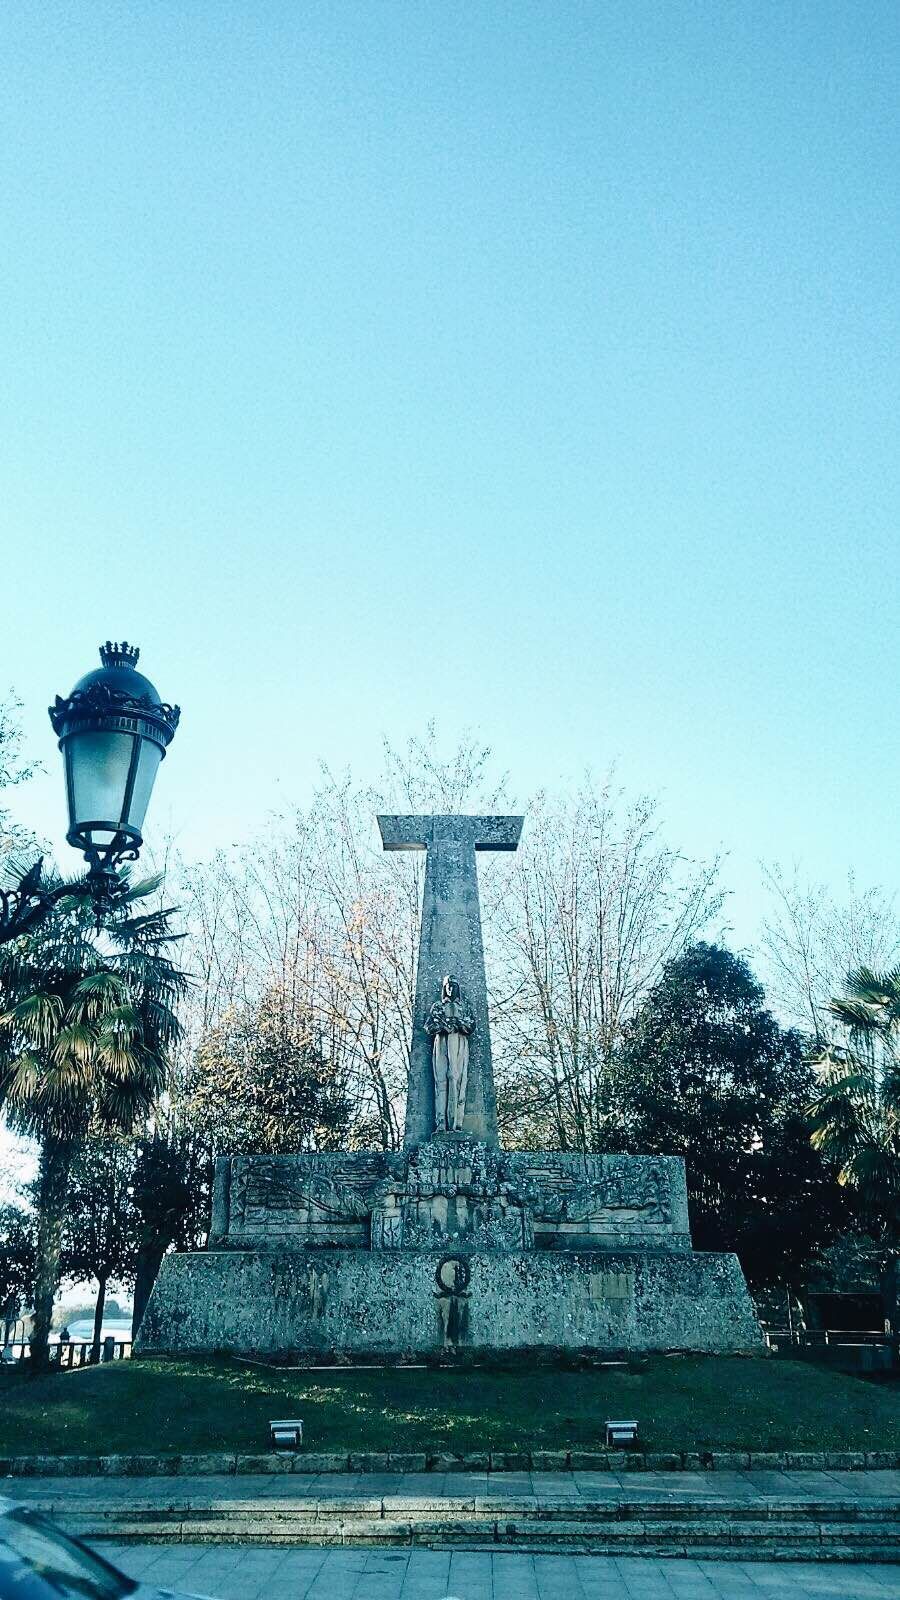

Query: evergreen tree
[60,1136,138,1362]
[810,967,900,1240]
[0,878,186,1369]
[0,1200,35,1343]
[609,942,847,1284]
[187,983,351,1155]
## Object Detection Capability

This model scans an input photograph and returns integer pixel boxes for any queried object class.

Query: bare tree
[760,865,900,1042]
[492,777,724,1151]
[0,690,40,875]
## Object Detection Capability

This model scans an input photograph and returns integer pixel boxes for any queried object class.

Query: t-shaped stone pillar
[378,814,523,1148]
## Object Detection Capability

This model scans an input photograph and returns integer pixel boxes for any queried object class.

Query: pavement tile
[851,1472,900,1497]
[493,1578,541,1599]
[399,1553,452,1596]
[445,1551,494,1599]
[101,1545,900,1598]
[573,1471,631,1493]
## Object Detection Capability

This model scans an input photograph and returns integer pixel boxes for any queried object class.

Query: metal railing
[764,1328,897,1370]
[2,1337,132,1366]
[764,1327,890,1348]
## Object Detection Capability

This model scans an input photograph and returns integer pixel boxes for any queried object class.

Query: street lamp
[0,642,180,941]
[50,640,180,886]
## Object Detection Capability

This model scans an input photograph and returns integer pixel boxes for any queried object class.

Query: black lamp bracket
[0,850,134,944]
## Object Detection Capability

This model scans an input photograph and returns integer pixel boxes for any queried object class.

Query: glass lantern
[49,642,180,871]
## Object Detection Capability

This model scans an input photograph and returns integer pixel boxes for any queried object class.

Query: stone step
[77,1517,900,1561]
[52,1498,900,1561]
[55,1495,900,1528]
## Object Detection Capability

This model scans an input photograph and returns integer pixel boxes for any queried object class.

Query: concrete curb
[3,1447,898,1477]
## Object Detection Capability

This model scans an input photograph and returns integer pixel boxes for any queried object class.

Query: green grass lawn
[1,1355,900,1457]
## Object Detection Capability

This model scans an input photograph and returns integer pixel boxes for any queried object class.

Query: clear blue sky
[1,1,898,952]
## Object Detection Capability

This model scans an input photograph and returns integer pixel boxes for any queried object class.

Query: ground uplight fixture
[0,640,180,942]
[605,1419,639,1447]
[269,1418,304,1450]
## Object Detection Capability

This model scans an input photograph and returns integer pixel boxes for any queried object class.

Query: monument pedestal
[137,1140,762,1358]
[138,1243,759,1360]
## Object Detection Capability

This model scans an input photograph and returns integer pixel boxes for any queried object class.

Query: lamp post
[0,642,180,941]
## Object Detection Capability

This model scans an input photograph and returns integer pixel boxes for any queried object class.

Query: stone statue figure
[424,974,475,1133]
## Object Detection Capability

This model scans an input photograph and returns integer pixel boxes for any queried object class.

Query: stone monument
[137,812,761,1358]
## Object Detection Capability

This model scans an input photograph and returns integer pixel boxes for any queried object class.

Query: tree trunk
[131,1237,168,1341]
[30,1135,76,1375]
[90,1274,108,1366]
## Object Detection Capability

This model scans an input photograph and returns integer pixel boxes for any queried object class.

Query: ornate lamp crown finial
[99,640,140,669]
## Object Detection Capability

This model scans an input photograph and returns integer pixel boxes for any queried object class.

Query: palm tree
[809,966,900,1240]
[0,875,186,1371]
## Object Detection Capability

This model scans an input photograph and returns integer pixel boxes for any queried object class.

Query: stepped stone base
[23,1473,900,1561]
[136,1246,761,1359]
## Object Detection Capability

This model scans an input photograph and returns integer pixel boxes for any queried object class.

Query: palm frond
[845,965,900,1003]
[121,873,165,902]
[0,870,187,1137]
[829,996,884,1034]
[0,991,65,1047]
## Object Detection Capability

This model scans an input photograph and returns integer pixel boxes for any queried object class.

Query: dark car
[0,1498,216,1600]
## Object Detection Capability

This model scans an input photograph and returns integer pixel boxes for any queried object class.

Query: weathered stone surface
[8,1456,104,1477]
[401,1139,532,1250]
[234,1452,294,1473]
[316,1495,384,1514]
[209,1145,691,1255]
[785,1451,826,1470]
[173,1453,238,1476]
[426,1453,465,1471]
[508,1150,691,1251]
[531,1450,572,1471]
[383,1494,475,1515]
[292,1453,349,1473]
[378,813,522,1146]
[568,1452,613,1471]
[138,1244,761,1357]
[211,1150,402,1251]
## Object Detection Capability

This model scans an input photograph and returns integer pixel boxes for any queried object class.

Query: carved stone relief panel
[370,1187,405,1250]
[405,1137,503,1200]
[220,1146,687,1256]
[402,1192,531,1251]
[230,1156,376,1247]
[504,1152,685,1250]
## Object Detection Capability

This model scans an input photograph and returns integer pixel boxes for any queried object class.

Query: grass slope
[2,1356,900,1458]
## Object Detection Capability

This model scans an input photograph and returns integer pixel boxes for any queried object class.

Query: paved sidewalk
[98,1542,900,1598]
[14,1465,900,1507]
